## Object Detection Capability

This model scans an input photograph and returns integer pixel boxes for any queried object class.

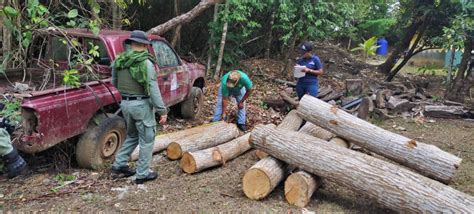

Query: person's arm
[303,68,324,75]
[238,89,252,109]
[146,61,168,123]
[221,96,229,121]
[237,74,253,109]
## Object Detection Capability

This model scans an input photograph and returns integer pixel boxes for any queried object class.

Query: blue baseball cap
[299,41,313,53]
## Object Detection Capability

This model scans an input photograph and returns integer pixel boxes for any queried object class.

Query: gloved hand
[0,117,14,135]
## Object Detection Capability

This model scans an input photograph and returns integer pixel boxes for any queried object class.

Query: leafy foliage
[0,98,22,125]
[351,36,380,61]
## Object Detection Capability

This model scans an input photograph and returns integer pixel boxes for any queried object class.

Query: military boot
[2,148,27,178]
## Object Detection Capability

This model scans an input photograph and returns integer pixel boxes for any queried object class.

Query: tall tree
[378,0,434,77]
[445,1,474,102]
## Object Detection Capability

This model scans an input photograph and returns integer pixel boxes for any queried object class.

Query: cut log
[357,97,371,120]
[279,91,299,108]
[131,121,228,160]
[316,86,332,99]
[297,95,462,183]
[321,91,343,102]
[250,125,474,212]
[277,109,303,131]
[345,79,364,96]
[166,123,240,160]
[387,96,416,113]
[254,110,302,159]
[328,137,350,148]
[298,122,334,141]
[424,105,467,119]
[243,110,302,199]
[181,133,250,174]
[375,90,387,108]
[181,125,276,174]
[284,171,320,208]
[242,156,288,200]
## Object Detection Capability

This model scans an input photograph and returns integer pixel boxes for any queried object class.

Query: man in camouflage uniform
[0,117,27,179]
[111,30,168,184]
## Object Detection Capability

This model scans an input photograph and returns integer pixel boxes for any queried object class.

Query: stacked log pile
[243,95,472,212]
[263,78,473,120]
[131,121,229,160]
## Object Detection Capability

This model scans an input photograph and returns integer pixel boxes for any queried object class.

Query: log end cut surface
[242,168,271,200]
[167,142,183,160]
[284,171,318,208]
[180,152,197,174]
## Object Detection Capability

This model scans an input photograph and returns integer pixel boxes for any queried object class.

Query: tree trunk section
[167,122,239,160]
[296,95,462,184]
[244,110,303,199]
[205,4,219,76]
[111,1,122,30]
[284,170,320,208]
[147,0,223,35]
[424,105,466,119]
[279,91,299,108]
[180,132,249,174]
[385,28,426,82]
[242,156,288,200]
[447,46,456,86]
[264,1,276,59]
[250,125,474,212]
[171,0,181,48]
[276,109,303,131]
[446,37,473,102]
[328,137,350,148]
[298,122,335,141]
[181,124,276,173]
[254,110,302,159]
[213,1,229,80]
[131,121,228,160]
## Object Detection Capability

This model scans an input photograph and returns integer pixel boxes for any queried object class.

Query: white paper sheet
[294,65,306,78]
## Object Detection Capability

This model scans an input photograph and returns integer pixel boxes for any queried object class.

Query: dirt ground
[1,44,473,212]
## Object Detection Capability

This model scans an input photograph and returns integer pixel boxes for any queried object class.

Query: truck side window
[46,36,80,62]
[85,39,110,66]
[151,40,180,67]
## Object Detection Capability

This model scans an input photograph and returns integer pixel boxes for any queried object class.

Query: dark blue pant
[296,82,318,100]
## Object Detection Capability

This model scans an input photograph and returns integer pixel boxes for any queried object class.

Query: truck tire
[76,114,126,169]
[181,87,204,119]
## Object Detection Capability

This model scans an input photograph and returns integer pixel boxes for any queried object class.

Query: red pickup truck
[8,28,205,169]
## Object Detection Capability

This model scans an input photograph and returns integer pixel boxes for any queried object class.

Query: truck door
[150,40,189,106]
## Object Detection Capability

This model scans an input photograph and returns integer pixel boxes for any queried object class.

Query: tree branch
[147,0,224,35]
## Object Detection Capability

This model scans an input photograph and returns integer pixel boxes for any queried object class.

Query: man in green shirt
[212,70,253,131]
[111,30,168,184]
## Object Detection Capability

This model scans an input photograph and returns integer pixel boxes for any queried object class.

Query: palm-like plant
[351,36,380,62]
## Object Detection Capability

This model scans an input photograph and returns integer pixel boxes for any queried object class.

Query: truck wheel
[181,87,203,119]
[76,115,126,169]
